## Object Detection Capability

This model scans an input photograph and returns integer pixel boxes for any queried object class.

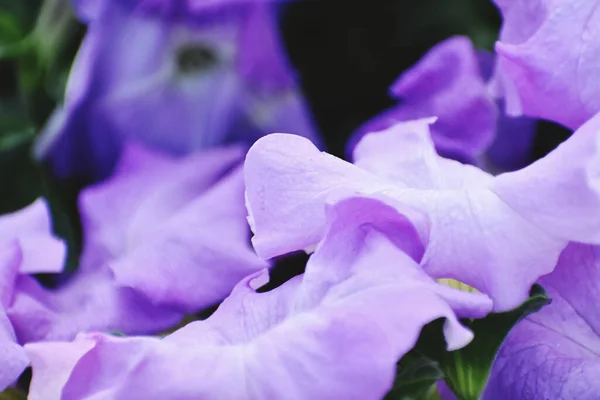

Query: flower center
[436,278,479,293]
[176,43,218,75]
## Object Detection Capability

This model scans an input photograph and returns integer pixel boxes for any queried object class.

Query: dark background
[282,0,502,157]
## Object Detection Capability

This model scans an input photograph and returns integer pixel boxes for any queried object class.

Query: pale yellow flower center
[436,278,480,293]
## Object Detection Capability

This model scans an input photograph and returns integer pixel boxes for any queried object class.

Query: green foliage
[0,389,26,400]
[388,285,551,400]
[385,352,444,400]
[0,0,84,270]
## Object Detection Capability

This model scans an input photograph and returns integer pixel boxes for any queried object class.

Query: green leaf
[389,285,550,400]
[436,285,550,399]
[384,352,443,400]
[0,389,26,400]
[0,13,24,44]
[0,129,35,151]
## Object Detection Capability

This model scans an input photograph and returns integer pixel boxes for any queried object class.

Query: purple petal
[236,3,294,93]
[0,245,28,391]
[75,0,292,20]
[493,0,600,129]
[484,243,600,399]
[26,335,97,400]
[246,123,569,311]
[27,196,481,400]
[485,99,537,172]
[10,143,265,341]
[0,311,28,391]
[0,199,65,275]
[353,121,565,311]
[109,167,268,311]
[351,36,497,161]
[8,265,181,343]
[245,133,396,260]
[491,111,600,244]
[477,48,537,173]
[79,142,244,272]
[81,143,267,312]
[0,243,21,308]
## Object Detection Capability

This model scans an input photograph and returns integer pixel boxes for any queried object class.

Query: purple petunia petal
[26,336,97,400]
[26,196,487,400]
[351,36,497,161]
[0,200,69,389]
[8,265,181,343]
[109,166,268,311]
[351,121,565,311]
[0,199,66,275]
[0,244,29,391]
[349,36,536,172]
[484,243,600,399]
[78,142,244,272]
[246,117,600,311]
[0,198,70,389]
[9,142,265,342]
[493,0,600,129]
[491,111,600,244]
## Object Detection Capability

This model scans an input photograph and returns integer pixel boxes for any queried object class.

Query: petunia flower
[245,114,600,311]
[483,243,600,399]
[0,200,66,390]
[8,142,267,342]
[348,36,536,170]
[35,0,318,182]
[491,0,600,129]
[25,196,491,400]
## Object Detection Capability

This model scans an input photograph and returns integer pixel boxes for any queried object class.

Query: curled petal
[492,111,600,244]
[0,199,65,275]
[26,196,483,400]
[246,125,570,310]
[110,167,268,311]
[493,0,600,128]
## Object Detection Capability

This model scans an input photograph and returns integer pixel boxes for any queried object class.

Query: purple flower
[36,0,318,181]
[26,196,491,400]
[0,200,66,390]
[483,243,600,399]
[349,36,535,170]
[245,115,600,311]
[0,200,66,275]
[492,0,600,129]
[8,142,267,342]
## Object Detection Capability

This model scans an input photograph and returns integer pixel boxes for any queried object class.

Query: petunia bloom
[245,114,600,311]
[492,0,600,129]
[8,142,267,343]
[35,0,318,182]
[349,36,535,170]
[483,243,600,399]
[0,200,66,390]
[25,196,491,400]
